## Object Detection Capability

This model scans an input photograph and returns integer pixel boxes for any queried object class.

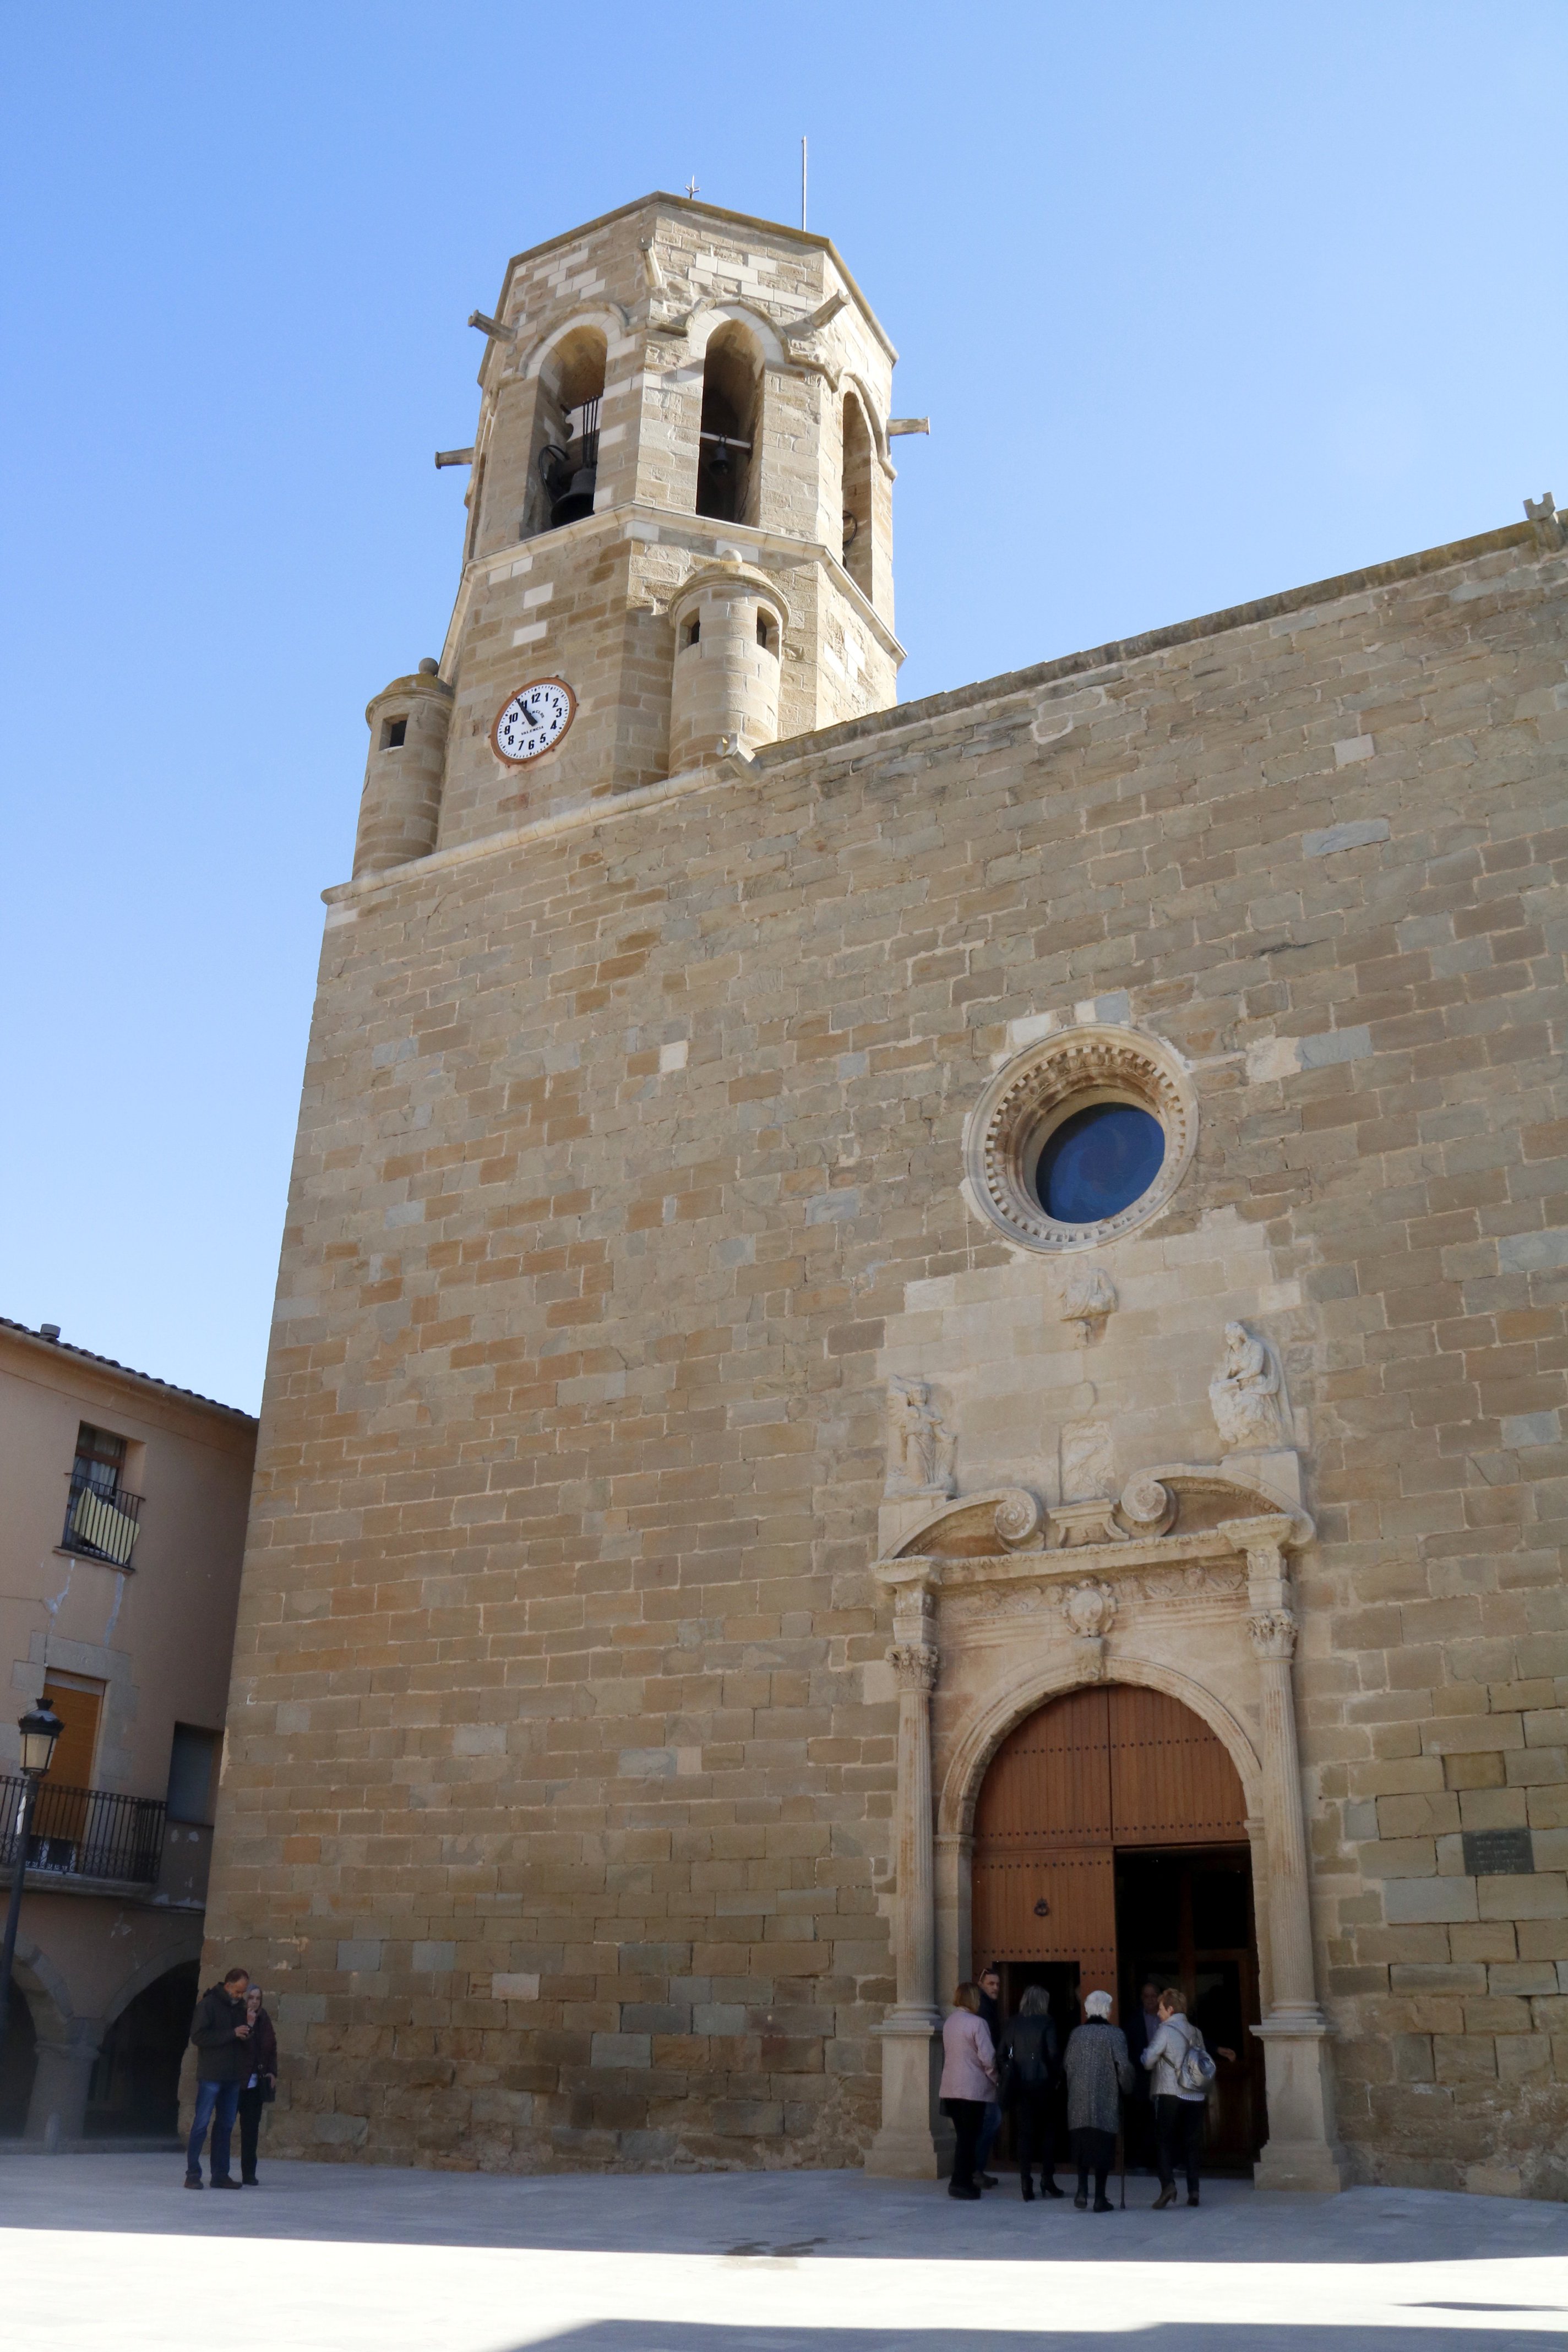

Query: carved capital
[1249,1608,1299,1662]
[889,1643,939,1694]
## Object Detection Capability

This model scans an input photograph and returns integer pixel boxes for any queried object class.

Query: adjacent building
[0,1317,256,2144]
[203,193,1568,2195]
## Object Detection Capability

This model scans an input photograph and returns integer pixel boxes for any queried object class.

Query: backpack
[1175,2024,1217,2096]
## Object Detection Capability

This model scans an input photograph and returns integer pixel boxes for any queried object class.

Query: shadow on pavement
[505,2329,1565,2352]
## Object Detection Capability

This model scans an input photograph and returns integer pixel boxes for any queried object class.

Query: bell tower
[351,193,908,876]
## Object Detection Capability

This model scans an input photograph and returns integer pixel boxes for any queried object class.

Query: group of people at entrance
[183,1966,278,2188]
[938,1968,1233,2208]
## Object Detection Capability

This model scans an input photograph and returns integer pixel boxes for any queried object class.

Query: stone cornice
[874,1495,1311,1598]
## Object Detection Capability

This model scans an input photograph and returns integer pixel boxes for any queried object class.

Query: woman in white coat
[938,1981,998,2201]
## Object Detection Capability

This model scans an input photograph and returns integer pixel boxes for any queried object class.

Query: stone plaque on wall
[1461,1827,1535,1878]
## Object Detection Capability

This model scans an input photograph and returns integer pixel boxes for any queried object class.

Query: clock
[491,678,577,764]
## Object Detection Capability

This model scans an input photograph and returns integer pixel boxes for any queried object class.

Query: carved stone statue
[1058,1262,1117,1343]
[1060,1417,1114,1504]
[885,1376,956,1499]
[1209,1321,1288,1452]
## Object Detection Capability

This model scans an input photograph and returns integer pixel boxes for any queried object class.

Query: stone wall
[208,520,1568,2187]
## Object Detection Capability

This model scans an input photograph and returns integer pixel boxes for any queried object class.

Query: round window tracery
[962,1025,1197,1254]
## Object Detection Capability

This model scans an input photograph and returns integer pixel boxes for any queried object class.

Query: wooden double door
[973,1683,1265,2165]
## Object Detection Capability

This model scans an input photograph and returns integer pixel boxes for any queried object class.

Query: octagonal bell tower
[353,193,908,874]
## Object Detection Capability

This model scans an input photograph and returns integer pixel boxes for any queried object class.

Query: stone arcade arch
[867,1466,1347,2195]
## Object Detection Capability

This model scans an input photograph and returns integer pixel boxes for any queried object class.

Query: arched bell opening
[527,324,608,536]
[841,390,874,596]
[970,1682,1267,2174]
[84,1959,200,2139]
[695,322,763,525]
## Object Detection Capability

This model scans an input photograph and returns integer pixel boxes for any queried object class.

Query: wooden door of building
[972,1683,1264,2164]
[37,1672,105,1855]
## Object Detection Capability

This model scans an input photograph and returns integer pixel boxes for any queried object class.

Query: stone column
[1230,1518,1348,2193]
[24,2018,103,2149]
[867,1573,947,2177]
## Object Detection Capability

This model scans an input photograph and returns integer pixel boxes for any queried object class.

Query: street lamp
[0,1697,63,2054]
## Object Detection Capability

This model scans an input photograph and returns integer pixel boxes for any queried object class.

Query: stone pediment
[884,1460,1311,1571]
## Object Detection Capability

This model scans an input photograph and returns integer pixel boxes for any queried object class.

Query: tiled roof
[0,1315,257,1424]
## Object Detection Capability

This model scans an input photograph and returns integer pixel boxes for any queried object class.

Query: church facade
[205,194,1568,2196]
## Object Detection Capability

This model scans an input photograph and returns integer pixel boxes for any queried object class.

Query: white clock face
[492,678,576,764]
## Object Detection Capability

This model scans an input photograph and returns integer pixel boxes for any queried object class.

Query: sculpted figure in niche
[885,1376,956,1499]
[1208,1321,1288,1452]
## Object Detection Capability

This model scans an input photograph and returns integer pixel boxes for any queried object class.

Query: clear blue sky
[4,3,1565,1413]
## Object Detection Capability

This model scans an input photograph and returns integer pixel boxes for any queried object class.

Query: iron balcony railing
[0,1775,166,1885]
[60,1473,143,1567]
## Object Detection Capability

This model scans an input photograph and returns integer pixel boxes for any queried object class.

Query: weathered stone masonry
[205,194,1568,2195]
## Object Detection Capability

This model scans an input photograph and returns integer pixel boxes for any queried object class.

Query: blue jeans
[187,2079,241,2180]
[976,2098,1003,2174]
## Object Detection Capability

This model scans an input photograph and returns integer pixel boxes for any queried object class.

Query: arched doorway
[972,1683,1264,2166]
[85,1962,199,2138]
[0,1985,37,2136]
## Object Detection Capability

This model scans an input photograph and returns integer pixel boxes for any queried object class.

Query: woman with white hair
[1061,1989,1134,2211]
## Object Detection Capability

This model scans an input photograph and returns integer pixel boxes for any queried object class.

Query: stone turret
[351,660,453,878]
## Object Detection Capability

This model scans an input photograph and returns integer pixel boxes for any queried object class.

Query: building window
[380,717,407,750]
[62,1423,142,1566]
[74,1423,124,1498]
[683,616,701,649]
[963,1026,1199,1255]
[756,611,776,653]
[696,322,762,524]
[166,1725,219,1824]
[1031,1102,1166,1224]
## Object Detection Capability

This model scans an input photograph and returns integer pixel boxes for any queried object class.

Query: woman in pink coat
[939,1981,998,2199]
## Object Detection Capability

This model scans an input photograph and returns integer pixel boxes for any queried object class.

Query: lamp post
[0,1698,64,2054]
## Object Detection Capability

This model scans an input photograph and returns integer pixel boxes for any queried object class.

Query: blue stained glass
[1035,1102,1165,1224]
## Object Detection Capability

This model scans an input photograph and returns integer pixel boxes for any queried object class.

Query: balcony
[0,1776,165,1886]
[59,1473,143,1568]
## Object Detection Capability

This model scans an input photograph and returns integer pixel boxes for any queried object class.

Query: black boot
[1021,2175,1035,2201]
[1042,2176,1066,2198]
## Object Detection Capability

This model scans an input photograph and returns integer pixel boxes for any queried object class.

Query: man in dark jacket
[185,1966,252,2188]
[1000,1985,1064,2199]
[974,1965,1004,2187]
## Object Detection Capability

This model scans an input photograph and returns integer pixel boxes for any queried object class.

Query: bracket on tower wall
[468,310,516,344]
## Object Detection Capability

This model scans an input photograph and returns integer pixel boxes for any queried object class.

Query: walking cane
[1118,2115,1126,2210]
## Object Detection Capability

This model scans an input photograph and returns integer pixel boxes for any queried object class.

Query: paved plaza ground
[4,2154,1566,2350]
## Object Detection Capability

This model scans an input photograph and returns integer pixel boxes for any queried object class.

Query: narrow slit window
[756,611,776,652]
[684,616,701,649]
[381,717,407,750]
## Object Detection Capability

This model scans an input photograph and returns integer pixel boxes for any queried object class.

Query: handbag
[1175,2027,1217,2096]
